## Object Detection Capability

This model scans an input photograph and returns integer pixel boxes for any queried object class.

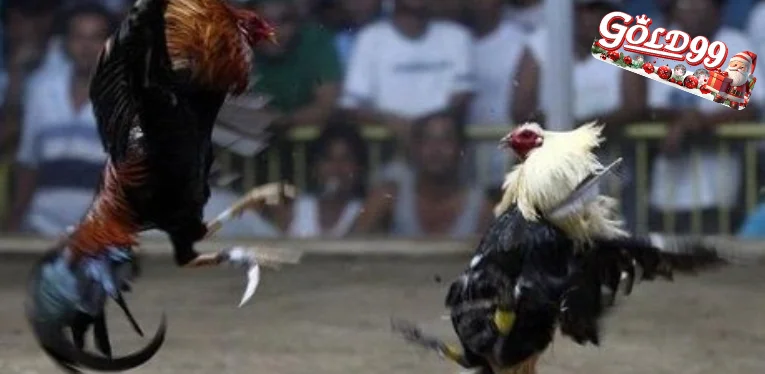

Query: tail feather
[115,292,144,336]
[27,248,165,372]
[33,314,167,373]
[559,235,726,347]
[93,313,113,358]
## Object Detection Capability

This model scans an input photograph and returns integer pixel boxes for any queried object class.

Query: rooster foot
[184,247,262,307]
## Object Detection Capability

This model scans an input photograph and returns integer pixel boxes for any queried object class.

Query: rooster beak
[498,134,511,150]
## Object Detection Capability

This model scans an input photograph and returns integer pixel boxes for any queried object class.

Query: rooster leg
[173,232,263,307]
[204,182,296,238]
[172,183,295,307]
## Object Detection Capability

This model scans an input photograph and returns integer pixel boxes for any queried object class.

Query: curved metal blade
[238,263,261,308]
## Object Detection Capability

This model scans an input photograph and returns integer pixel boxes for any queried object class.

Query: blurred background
[2,0,765,244]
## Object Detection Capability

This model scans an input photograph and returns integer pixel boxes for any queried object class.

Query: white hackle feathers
[496,122,628,244]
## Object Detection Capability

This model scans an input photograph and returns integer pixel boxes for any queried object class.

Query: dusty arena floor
[0,254,764,374]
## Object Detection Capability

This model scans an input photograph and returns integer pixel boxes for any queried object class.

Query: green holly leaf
[591,41,605,54]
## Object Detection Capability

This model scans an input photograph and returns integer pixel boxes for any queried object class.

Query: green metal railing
[214,122,765,236]
[626,123,765,235]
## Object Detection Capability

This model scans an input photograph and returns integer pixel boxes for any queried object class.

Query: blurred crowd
[1,0,765,239]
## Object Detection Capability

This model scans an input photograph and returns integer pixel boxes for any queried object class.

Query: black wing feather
[89,0,169,161]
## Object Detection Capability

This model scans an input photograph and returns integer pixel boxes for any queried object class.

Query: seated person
[353,111,494,237]
[273,124,368,238]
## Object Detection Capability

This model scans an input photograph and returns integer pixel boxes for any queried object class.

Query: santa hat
[731,51,758,75]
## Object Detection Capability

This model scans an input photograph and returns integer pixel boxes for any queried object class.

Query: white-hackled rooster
[393,122,722,374]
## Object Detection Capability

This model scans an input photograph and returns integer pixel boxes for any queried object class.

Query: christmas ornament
[683,75,699,89]
[657,65,672,80]
[643,62,655,74]
[623,56,633,65]
[608,51,620,61]
[630,55,644,68]
[601,53,607,60]
[699,85,712,94]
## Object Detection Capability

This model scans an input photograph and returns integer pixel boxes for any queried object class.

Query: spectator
[646,0,756,233]
[273,124,368,237]
[247,0,342,129]
[3,3,114,235]
[464,0,526,188]
[334,0,382,69]
[340,0,474,144]
[353,111,494,237]
[31,0,130,84]
[0,0,58,148]
[0,0,58,223]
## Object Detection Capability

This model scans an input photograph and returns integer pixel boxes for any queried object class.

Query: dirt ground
[0,253,764,374]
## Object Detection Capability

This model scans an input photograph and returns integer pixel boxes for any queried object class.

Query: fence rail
[3,122,764,243]
[215,122,765,236]
[1,235,765,263]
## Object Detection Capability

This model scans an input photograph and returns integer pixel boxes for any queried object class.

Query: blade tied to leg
[218,246,261,307]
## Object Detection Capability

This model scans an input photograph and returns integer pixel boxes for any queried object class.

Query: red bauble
[699,85,712,94]
[657,65,672,80]
[608,51,620,61]
[642,62,655,74]
[684,75,699,89]
[601,53,607,60]
[623,56,633,65]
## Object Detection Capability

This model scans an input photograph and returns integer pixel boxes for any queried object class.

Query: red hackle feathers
[164,0,273,95]
[68,157,146,260]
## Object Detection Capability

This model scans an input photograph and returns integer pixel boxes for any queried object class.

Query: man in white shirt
[340,0,475,142]
[3,4,114,235]
[646,0,758,233]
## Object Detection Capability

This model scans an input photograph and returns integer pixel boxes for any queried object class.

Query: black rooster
[392,122,723,374]
[25,0,280,371]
